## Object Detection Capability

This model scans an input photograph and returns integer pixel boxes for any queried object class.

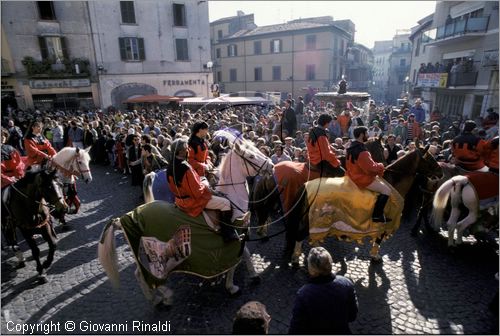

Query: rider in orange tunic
[188,121,213,177]
[24,121,57,170]
[346,126,391,223]
[483,136,499,174]
[451,120,488,172]
[167,138,238,242]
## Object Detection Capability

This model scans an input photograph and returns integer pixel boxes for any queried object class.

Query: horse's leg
[447,193,462,247]
[40,222,57,270]
[225,265,241,295]
[455,185,478,245]
[20,229,45,279]
[242,246,260,282]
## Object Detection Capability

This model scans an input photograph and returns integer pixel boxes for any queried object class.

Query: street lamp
[206,61,213,97]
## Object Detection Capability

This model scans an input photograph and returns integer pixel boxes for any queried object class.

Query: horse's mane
[386,148,420,172]
[54,147,91,163]
[15,171,38,188]
[218,138,258,181]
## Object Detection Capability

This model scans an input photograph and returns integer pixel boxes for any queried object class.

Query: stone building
[386,30,412,106]
[372,40,393,104]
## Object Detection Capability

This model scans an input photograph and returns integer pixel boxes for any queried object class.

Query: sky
[208,1,437,49]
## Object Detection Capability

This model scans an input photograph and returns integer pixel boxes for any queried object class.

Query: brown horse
[286,146,442,263]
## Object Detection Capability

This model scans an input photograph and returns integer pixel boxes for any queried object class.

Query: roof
[179,96,271,106]
[124,95,183,103]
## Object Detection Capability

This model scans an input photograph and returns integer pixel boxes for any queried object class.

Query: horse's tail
[98,218,121,288]
[432,176,467,230]
[143,172,155,204]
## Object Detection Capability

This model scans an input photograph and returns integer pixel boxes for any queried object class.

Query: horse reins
[51,149,90,180]
[8,182,63,213]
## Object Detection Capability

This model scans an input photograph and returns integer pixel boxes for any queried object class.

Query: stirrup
[233,212,251,226]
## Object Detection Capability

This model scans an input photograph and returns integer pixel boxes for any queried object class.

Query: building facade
[386,30,412,105]
[409,1,499,120]
[211,15,363,99]
[372,40,393,104]
[346,42,374,92]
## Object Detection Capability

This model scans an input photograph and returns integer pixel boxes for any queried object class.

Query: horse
[1,169,68,282]
[286,146,442,264]
[49,147,92,226]
[250,137,387,240]
[100,134,274,307]
[432,171,499,247]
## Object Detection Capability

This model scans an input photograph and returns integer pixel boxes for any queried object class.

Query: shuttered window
[38,36,68,60]
[119,37,145,61]
[173,3,186,26]
[120,1,136,24]
[175,39,189,61]
[37,1,56,20]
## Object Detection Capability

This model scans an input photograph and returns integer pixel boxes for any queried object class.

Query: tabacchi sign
[29,79,91,89]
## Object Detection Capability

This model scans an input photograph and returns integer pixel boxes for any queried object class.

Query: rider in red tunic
[306,114,344,177]
[484,136,499,174]
[24,121,57,170]
[346,126,391,223]
[188,121,213,177]
[1,129,25,189]
[451,120,488,172]
[167,138,238,242]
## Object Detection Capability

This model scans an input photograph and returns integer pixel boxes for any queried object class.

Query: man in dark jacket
[282,99,297,138]
[289,247,358,334]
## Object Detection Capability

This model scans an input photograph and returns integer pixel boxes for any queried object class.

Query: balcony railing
[434,16,489,41]
[448,71,478,86]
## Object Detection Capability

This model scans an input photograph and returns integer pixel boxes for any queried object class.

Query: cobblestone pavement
[2,164,499,335]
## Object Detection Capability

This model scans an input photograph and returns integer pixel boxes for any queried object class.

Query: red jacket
[405,121,423,140]
[306,127,340,167]
[1,145,25,188]
[452,133,487,171]
[24,134,57,168]
[346,141,384,188]
[188,136,212,176]
[167,160,212,217]
[337,114,351,135]
[484,136,499,171]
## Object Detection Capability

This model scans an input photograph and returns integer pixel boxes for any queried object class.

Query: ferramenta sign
[29,79,91,89]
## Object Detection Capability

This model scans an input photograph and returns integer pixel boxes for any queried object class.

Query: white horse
[432,175,498,246]
[101,134,274,306]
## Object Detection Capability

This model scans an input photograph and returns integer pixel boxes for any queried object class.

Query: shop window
[120,1,136,24]
[119,37,145,61]
[173,3,186,26]
[38,1,56,20]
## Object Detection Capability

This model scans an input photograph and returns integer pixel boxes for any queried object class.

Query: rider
[346,126,392,223]
[188,121,213,177]
[451,120,488,172]
[306,114,345,177]
[1,129,25,189]
[167,138,239,242]
[484,135,499,174]
[24,121,57,172]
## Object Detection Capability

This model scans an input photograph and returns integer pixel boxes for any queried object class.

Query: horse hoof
[38,275,48,284]
[16,261,25,269]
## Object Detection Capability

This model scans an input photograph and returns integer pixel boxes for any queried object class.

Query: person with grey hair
[166,138,239,242]
[289,247,358,334]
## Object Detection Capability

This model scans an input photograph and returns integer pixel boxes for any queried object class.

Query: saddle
[203,210,251,233]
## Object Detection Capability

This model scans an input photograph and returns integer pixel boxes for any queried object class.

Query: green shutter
[138,38,145,60]
[39,37,48,59]
[60,37,69,60]
[119,38,127,60]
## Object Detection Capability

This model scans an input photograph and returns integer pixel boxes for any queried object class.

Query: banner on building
[416,73,448,88]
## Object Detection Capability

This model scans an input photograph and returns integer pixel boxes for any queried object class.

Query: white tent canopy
[179,96,271,106]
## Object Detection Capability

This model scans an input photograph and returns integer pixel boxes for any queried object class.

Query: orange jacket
[405,121,423,140]
[452,133,487,171]
[337,114,351,135]
[346,141,384,188]
[188,136,212,176]
[1,145,25,188]
[306,127,340,167]
[484,136,499,170]
[24,134,57,168]
[167,161,212,217]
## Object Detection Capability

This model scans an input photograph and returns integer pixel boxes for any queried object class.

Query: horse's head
[417,145,443,179]
[53,147,93,183]
[366,136,387,165]
[232,139,274,178]
[39,170,68,214]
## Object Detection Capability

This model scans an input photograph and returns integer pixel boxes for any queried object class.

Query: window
[228,44,237,57]
[415,37,421,57]
[217,71,222,82]
[39,36,68,60]
[254,67,262,81]
[216,48,221,58]
[119,37,145,61]
[254,41,262,55]
[400,59,406,66]
[339,40,344,56]
[120,1,136,24]
[271,39,282,53]
[173,3,186,26]
[306,64,315,80]
[306,35,316,50]
[175,39,189,61]
[272,66,281,80]
[230,69,237,82]
[37,1,56,20]
[218,30,223,39]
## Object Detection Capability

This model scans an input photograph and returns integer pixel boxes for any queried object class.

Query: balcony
[448,71,478,87]
[21,56,90,79]
[423,16,490,46]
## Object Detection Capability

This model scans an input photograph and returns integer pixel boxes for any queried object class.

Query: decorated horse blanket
[151,169,175,203]
[274,161,321,215]
[304,177,404,244]
[119,201,242,288]
[466,171,499,201]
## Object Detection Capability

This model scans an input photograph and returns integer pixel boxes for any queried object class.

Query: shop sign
[163,79,205,86]
[416,73,448,88]
[29,78,91,89]
[1,80,15,91]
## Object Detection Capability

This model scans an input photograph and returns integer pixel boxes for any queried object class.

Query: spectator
[410,99,426,124]
[270,144,291,164]
[7,119,24,154]
[384,134,404,164]
[328,116,342,141]
[67,120,84,149]
[289,247,358,334]
[282,99,297,138]
[368,120,383,138]
[232,301,271,334]
[128,134,144,188]
[141,143,168,175]
[51,120,64,151]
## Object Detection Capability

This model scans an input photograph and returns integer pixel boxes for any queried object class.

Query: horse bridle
[8,178,65,213]
[53,148,90,180]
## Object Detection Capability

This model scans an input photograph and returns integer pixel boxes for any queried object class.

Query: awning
[442,49,476,60]
[124,94,183,103]
[179,96,271,106]
[450,1,485,19]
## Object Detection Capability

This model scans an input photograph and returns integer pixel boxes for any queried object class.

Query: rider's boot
[220,210,240,243]
[372,194,392,223]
